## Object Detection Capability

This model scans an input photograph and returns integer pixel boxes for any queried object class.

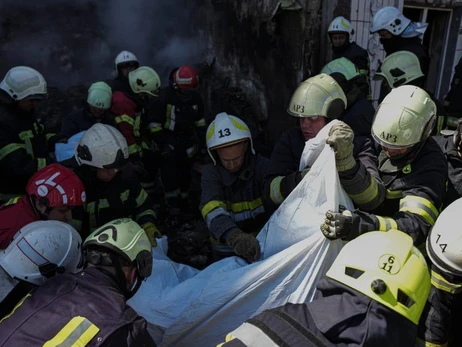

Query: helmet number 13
[218,128,231,138]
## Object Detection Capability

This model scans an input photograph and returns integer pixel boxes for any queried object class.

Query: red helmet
[173,65,199,90]
[26,164,86,207]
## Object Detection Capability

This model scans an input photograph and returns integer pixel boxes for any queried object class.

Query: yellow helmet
[372,85,436,148]
[374,51,424,88]
[287,73,347,119]
[326,229,430,324]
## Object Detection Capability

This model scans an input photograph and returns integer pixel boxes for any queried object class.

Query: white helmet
[427,198,462,276]
[0,66,47,101]
[206,112,255,165]
[374,51,424,88]
[87,81,112,109]
[75,124,129,169]
[328,16,354,42]
[128,66,161,97]
[0,221,83,286]
[371,6,411,35]
[114,50,139,73]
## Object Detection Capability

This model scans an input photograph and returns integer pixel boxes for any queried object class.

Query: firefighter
[0,66,62,203]
[150,65,206,217]
[0,221,82,319]
[321,57,374,138]
[219,229,431,347]
[418,197,462,347]
[70,123,161,245]
[200,112,270,262]
[108,50,140,92]
[321,85,447,247]
[327,16,371,99]
[61,81,117,138]
[111,66,161,199]
[0,163,85,250]
[374,51,449,133]
[0,218,155,346]
[371,6,429,102]
[434,119,462,208]
[444,57,462,129]
[264,74,347,211]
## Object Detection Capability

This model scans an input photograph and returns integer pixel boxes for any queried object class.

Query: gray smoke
[0,0,203,88]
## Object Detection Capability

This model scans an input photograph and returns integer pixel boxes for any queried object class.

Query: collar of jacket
[443,136,460,158]
[218,152,256,187]
[80,266,126,296]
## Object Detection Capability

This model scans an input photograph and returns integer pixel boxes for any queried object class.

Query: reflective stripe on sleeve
[431,270,462,294]
[348,175,378,205]
[269,176,284,205]
[399,195,439,226]
[114,114,134,126]
[43,316,100,347]
[376,215,398,231]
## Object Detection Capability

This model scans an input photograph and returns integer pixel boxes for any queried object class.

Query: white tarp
[128,121,354,346]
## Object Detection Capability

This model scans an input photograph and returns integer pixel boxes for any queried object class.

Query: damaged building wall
[199,0,323,152]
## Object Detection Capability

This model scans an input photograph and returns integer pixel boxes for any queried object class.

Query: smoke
[0,0,203,88]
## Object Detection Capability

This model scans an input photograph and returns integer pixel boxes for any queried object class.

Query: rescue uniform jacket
[333,42,371,99]
[219,278,417,347]
[434,135,462,207]
[111,91,153,163]
[339,137,447,246]
[61,107,117,138]
[264,127,306,212]
[418,265,462,347]
[0,267,155,346]
[71,166,157,236]
[0,103,54,199]
[444,57,462,124]
[149,87,206,158]
[0,196,39,249]
[342,96,374,138]
[200,153,270,244]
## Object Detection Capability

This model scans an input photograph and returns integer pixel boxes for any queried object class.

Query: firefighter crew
[0,221,82,319]
[200,112,270,263]
[444,56,462,129]
[374,51,449,133]
[150,65,206,217]
[263,73,347,212]
[434,119,462,208]
[111,66,161,198]
[0,163,85,250]
[321,57,374,138]
[70,123,161,245]
[327,16,371,100]
[61,81,117,138]
[0,66,63,203]
[107,50,140,92]
[370,6,429,102]
[219,229,431,347]
[0,218,156,346]
[418,198,462,347]
[321,85,447,247]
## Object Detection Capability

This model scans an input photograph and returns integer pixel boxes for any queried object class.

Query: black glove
[226,229,261,263]
[160,143,175,159]
[47,133,68,152]
[320,206,359,241]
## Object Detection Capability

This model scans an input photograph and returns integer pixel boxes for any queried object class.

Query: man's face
[18,97,40,113]
[118,62,138,78]
[48,206,73,222]
[88,105,106,122]
[299,116,327,140]
[382,146,408,158]
[330,33,349,47]
[96,168,118,182]
[216,141,248,173]
[378,30,393,39]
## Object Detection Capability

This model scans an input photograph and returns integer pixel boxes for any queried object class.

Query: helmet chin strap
[28,195,50,220]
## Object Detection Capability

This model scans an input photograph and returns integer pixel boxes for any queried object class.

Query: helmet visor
[103,149,129,171]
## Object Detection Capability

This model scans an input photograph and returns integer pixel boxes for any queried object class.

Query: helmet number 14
[218,128,231,138]
[435,234,447,253]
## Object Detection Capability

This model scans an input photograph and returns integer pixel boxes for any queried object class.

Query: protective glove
[320,206,358,241]
[226,229,261,263]
[142,222,162,247]
[161,143,175,159]
[326,122,356,172]
[47,133,69,152]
